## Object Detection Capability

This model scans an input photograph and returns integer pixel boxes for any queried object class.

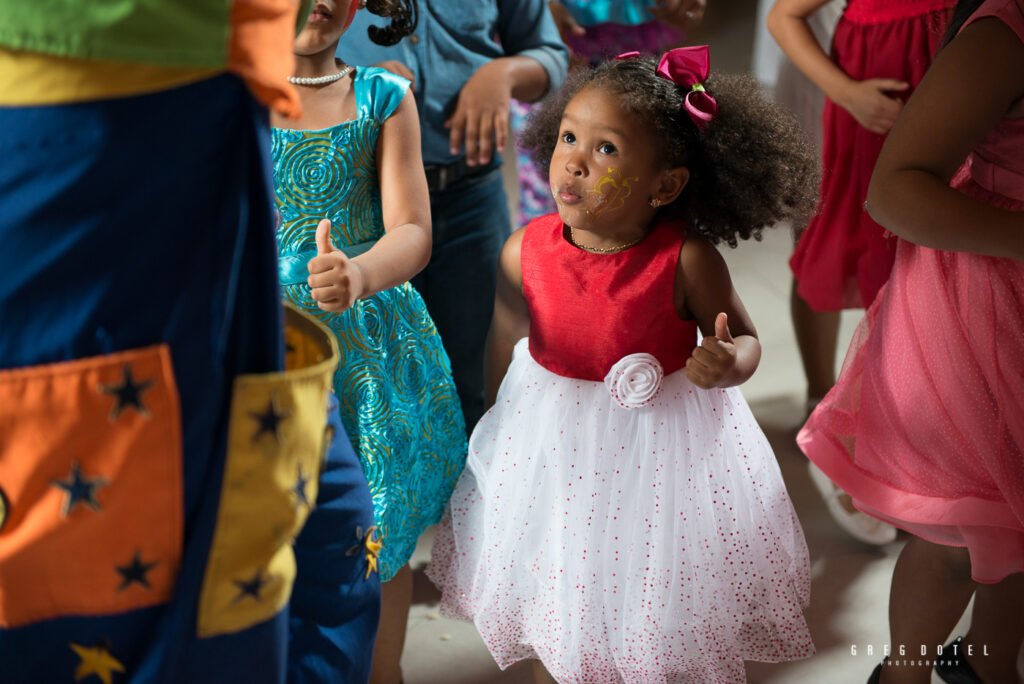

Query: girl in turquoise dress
[271,2,466,682]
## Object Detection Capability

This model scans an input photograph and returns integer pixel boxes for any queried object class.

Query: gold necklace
[568,226,644,254]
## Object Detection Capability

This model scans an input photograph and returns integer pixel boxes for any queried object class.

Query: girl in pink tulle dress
[799,0,1024,681]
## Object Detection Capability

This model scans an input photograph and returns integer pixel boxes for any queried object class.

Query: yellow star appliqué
[346,525,383,579]
[70,642,125,684]
[362,527,383,579]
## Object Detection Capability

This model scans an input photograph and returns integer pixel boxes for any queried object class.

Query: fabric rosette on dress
[428,339,813,684]
[604,353,663,409]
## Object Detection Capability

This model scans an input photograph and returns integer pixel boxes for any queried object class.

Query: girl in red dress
[769,0,955,386]
[768,0,955,544]
[428,48,819,684]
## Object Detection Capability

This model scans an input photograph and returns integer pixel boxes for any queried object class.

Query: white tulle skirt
[427,340,813,684]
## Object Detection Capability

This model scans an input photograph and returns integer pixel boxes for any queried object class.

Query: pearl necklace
[289,64,354,86]
[568,226,644,254]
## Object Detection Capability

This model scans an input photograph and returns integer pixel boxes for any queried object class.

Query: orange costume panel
[0,346,183,627]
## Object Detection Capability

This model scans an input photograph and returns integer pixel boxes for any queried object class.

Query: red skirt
[790,0,953,311]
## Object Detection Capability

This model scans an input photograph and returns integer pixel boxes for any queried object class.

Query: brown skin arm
[446,56,550,167]
[676,237,761,389]
[362,89,433,285]
[866,18,1024,260]
[484,228,531,408]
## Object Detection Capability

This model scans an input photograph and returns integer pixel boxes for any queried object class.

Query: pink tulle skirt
[798,169,1024,583]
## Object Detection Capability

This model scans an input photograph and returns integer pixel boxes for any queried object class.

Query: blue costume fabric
[341,1,568,431]
[0,74,380,683]
[273,67,467,581]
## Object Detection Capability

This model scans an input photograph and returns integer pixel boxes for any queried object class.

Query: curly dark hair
[365,0,417,46]
[519,56,820,247]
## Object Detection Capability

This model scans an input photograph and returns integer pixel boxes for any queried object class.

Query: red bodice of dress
[521,213,699,382]
[843,0,954,24]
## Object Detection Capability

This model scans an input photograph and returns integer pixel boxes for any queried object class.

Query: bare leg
[793,278,869,517]
[790,280,841,402]
[962,572,1024,684]
[369,564,413,684]
[879,537,976,684]
[532,660,558,684]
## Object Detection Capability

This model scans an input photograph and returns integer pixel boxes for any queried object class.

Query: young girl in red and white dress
[801,0,1024,681]
[427,47,820,684]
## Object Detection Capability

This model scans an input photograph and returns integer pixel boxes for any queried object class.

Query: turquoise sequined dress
[272,67,466,580]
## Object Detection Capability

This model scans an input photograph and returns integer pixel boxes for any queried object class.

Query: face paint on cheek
[585,168,640,216]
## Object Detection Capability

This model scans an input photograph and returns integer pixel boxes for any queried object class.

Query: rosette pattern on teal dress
[272,67,466,580]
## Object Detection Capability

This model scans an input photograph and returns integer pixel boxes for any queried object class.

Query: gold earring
[649,198,662,208]
[358,0,367,8]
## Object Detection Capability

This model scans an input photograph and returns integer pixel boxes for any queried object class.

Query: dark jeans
[412,167,511,434]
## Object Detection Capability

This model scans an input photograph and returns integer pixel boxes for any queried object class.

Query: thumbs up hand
[684,312,739,389]
[307,218,365,313]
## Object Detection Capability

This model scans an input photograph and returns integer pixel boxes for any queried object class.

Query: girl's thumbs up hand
[684,312,739,389]
[314,218,336,256]
[307,219,365,313]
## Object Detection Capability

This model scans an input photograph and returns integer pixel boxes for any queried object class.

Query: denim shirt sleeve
[497,0,569,95]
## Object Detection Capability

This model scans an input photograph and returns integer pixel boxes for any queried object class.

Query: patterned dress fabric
[272,67,467,581]
[799,0,1024,584]
[789,0,954,311]
[428,215,813,683]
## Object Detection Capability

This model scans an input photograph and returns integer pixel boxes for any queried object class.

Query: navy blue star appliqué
[292,464,311,510]
[51,462,108,516]
[233,568,271,603]
[98,363,156,421]
[115,550,159,592]
[249,396,292,444]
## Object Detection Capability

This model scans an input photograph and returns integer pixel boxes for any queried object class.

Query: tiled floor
[399,3,968,682]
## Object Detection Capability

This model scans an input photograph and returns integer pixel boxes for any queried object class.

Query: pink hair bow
[657,46,717,130]
[614,46,718,129]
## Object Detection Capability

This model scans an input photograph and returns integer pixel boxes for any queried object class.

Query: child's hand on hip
[307,219,365,313]
[838,78,909,135]
[684,313,737,389]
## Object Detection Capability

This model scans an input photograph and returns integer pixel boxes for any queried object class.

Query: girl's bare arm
[484,228,530,408]
[866,17,1024,259]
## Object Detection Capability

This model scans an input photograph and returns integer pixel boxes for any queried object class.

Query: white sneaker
[808,462,898,545]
